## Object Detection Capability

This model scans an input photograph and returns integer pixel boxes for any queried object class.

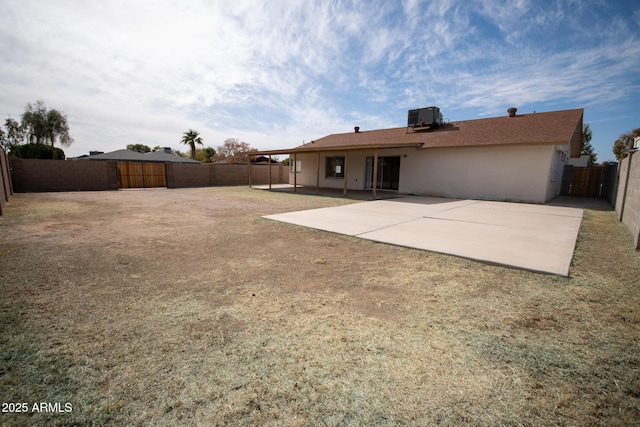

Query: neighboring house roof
[78,149,200,163]
[255,108,584,158]
[76,149,149,161]
[144,151,200,163]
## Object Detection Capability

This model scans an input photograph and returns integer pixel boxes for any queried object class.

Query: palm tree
[181,129,203,160]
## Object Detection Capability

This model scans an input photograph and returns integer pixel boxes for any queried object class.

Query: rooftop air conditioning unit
[408,106,442,128]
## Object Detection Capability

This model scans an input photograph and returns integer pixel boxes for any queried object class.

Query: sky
[1,0,639,161]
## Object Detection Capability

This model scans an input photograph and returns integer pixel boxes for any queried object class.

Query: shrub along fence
[10,158,287,192]
[615,151,640,250]
[0,149,13,215]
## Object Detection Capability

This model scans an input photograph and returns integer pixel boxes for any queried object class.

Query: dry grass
[0,187,639,426]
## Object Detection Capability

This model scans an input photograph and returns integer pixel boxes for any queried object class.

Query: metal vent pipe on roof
[354,126,360,133]
[508,107,517,117]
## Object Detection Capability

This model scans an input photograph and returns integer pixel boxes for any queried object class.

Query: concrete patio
[264,195,588,276]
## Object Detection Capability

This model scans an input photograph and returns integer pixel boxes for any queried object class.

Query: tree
[180,129,203,160]
[127,143,152,153]
[581,123,597,164]
[214,138,256,164]
[11,143,65,159]
[195,146,216,163]
[613,127,640,160]
[21,101,48,145]
[45,109,73,159]
[21,100,73,159]
[0,118,25,151]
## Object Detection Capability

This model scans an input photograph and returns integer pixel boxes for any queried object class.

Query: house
[76,148,200,163]
[251,107,583,203]
[75,147,200,189]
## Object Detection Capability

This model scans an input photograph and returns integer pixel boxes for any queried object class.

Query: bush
[10,143,65,159]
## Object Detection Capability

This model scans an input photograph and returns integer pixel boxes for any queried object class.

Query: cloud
[0,0,638,158]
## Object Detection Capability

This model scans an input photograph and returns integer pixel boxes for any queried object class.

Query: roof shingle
[257,108,584,157]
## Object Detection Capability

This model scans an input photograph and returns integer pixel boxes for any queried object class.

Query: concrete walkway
[264,196,585,276]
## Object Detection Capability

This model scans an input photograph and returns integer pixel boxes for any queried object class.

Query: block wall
[10,157,118,192]
[166,163,212,187]
[0,150,12,215]
[10,159,288,193]
[616,153,640,249]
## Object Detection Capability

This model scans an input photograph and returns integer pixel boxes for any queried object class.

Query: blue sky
[1,0,638,161]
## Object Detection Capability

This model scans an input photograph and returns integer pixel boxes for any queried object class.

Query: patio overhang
[250,142,424,156]
[248,143,425,199]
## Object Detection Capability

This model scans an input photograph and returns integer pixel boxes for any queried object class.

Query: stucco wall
[615,152,640,249]
[402,145,558,203]
[290,144,562,203]
[288,151,374,191]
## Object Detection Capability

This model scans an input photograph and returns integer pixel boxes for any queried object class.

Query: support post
[248,155,252,187]
[343,151,348,196]
[372,148,378,199]
[268,154,272,189]
[316,152,320,194]
[293,153,297,192]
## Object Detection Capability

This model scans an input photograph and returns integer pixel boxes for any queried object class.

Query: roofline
[252,142,425,156]
[252,139,573,156]
[78,157,198,163]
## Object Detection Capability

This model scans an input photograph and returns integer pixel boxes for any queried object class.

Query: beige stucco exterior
[289,143,569,203]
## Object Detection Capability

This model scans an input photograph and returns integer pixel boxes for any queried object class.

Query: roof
[144,151,200,163]
[78,149,200,163]
[255,108,584,158]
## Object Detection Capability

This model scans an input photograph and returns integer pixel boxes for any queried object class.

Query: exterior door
[365,156,400,190]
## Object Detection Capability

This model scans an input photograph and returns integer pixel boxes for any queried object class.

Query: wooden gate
[561,165,616,199]
[116,162,167,188]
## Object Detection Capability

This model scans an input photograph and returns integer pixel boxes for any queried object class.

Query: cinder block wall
[166,163,287,187]
[249,164,285,185]
[10,159,288,193]
[10,157,118,192]
[213,164,248,185]
[616,153,640,249]
[0,150,12,215]
[166,163,211,188]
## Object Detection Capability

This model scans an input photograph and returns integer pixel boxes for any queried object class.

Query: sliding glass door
[365,156,400,190]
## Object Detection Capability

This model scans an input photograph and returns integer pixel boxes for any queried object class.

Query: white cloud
[0,0,638,159]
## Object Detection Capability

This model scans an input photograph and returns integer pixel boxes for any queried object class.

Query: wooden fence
[561,165,617,202]
[117,162,167,188]
[0,150,13,215]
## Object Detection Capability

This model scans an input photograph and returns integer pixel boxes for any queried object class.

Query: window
[290,158,301,173]
[325,156,345,178]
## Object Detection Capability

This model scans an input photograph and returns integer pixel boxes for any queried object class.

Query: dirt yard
[1,186,639,426]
